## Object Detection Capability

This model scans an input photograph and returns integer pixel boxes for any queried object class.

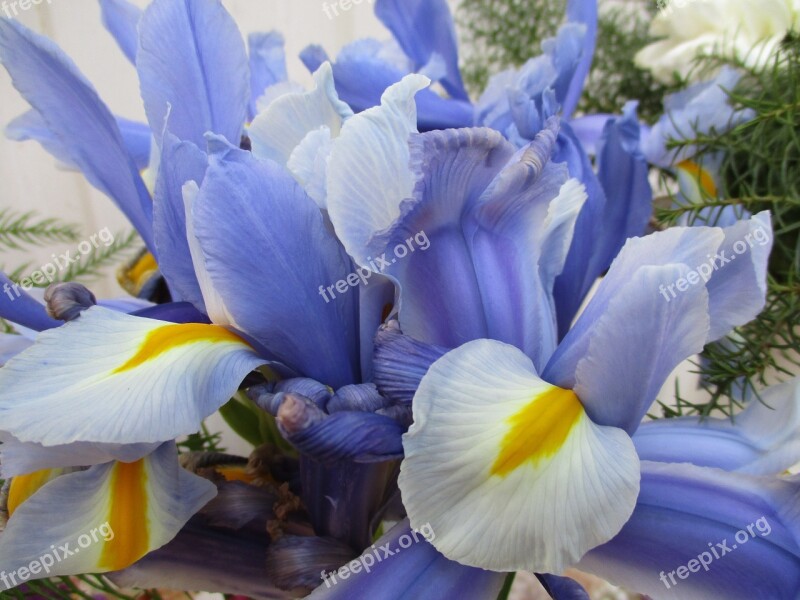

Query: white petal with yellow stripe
[0,443,216,587]
[398,339,640,574]
[0,306,264,446]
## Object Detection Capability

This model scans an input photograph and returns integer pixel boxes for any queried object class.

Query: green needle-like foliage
[657,34,800,417]
[0,209,81,251]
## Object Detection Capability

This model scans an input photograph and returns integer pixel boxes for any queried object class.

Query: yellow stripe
[491,387,583,477]
[677,160,718,198]
[7,469,62,517]
[113,323,251,374]
[98,460,150,571]
[216,465,256,484]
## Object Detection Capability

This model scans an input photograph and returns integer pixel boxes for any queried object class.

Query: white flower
[635,0,800,84]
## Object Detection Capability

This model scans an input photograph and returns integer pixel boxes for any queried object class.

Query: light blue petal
[580,461,800,600]
[0,443,216,583]
[572,263,711,432]
[634,377,800,475]
[374,0,468,101]
[0,271,60,331]
[568,113,613,155]
[248,31,288,118]
[0,332,31,366]
[0,18,154,251]
[643,67,754,168]
[7,110,151,171]
[307,519,505,599]
[0,432,158,477]
[301,40,473,131]
[562,0,598,119]
[152,131,207,309]
[99,0,142,65]
[546,214,772,404]
[193,152,360,388]
[248,62,352,167]
[137,0,249,148]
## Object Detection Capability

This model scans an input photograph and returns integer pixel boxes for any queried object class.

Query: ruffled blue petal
[137,0,249,148]
[307,520,505,599]
[0,18,154,251]
[0,271,60,331]
[192,152,360,388]
[99,0,141,64]
[580,461,800,600]
[374,0,468,101]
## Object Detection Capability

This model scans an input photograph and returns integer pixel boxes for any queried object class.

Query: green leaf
[0,209,81,251]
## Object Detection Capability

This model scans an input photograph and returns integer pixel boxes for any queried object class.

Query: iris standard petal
[249,62,353,167]
[192,151,360,388]
[562,0,598,119]
[152,132,208,309]
[137,0,249,148]
[248,31,289,118]
[327,73,429,267]
[0,272,60,331]
[579,461,800,600]
[399,339,640,573]
[592,101,653,275]
[99,0,141,65]
[308,519,505,600]
[0,18,154,251]
[0,306,264,445]
[634,377,800,475]
[0,443,216,585]
[546,213,772,431]
[374,0,468,101]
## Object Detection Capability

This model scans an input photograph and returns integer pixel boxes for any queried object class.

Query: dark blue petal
[592,101,652,273]
[131,301,210,324]
[99,0,141,64]
[537,574,590,600]
[374,0,468,101]
[0,271,60,331]
[0,18,154,251]
[137,0,249,147]
[372,322,447,405]
[266,535,357,592]
[307,520,505,599]
[580,462,800,600]
[301,460,397,550]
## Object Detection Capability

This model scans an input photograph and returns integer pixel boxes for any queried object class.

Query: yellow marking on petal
[491,387,583,477]
[677,160,718,198]
[112,323,251,374]
[98,460,150,571]
[216,465,255,484]
[117,250,159,296]
[7,469,63,517]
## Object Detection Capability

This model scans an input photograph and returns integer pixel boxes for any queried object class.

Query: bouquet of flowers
[0,0,798,599]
